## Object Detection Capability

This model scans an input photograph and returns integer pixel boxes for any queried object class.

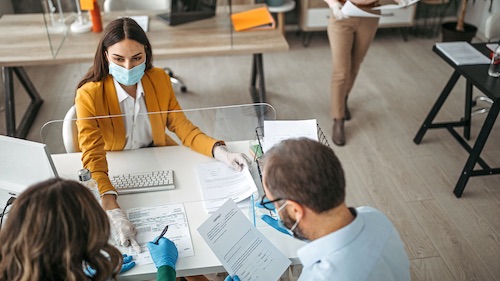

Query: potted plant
[441,0,494,42]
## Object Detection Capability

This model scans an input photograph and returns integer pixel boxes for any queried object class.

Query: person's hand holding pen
[147,225,178,270]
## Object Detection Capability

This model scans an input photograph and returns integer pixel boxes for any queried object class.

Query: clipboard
[230,7,276,32]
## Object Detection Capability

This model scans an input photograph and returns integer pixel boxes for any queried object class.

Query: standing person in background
[0,178,179,281]
[75,18,250,281]
[325,0,407,146]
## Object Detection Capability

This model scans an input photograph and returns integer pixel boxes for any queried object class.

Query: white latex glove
[395,0,410,6]
[331,1,349,20]
[213,145,252,172]
[106,208,142,253]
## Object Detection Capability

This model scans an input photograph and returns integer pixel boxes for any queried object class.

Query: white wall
[464,0,500,37]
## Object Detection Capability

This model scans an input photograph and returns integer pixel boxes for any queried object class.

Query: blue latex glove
[84,254,135,276]
[255,198,291,236]
[120,254,136,273]
[147,237,178,269]
[224,275,241,281]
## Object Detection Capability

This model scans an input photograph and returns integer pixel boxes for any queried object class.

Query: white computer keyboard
[110,170,175,195]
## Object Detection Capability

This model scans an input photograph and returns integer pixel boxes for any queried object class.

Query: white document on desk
[198,199,291,281]
[197,161,257,213]
[126,203,194,265]
[435,42,491,65]
[341,1,380,17]
[263,119,318,153]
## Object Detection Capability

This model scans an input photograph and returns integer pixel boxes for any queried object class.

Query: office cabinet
[299,0,417,45]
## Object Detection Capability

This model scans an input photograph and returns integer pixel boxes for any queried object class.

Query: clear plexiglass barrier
[39,103,277,230]
[40,103,275,155]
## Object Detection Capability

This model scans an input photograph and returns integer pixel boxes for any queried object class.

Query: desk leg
[414,71,460,144]
[453,101,500,198]
[463,80,472,140]
[250,54,266,104]
[2,66,44,138]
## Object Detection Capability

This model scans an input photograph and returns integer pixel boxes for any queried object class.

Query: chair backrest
[62,105,80,153]
[485,12,500,42]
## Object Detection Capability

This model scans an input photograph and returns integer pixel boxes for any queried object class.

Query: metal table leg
[250,54,266,104]
[2,66,43,139]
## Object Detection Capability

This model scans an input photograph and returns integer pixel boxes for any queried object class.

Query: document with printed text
[263,119,318,153]
[341,1,380,17]
[197,161,258,213]
[126,203,194,265]
[435,42,490,65]
[198,199,291,281]
[372,0,419,10]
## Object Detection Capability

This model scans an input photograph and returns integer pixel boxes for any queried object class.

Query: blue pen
[153,225,169,245]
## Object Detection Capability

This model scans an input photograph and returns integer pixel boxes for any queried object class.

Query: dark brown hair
[0,178,122,281]
[262,138,346,213]
[77,17,154,89]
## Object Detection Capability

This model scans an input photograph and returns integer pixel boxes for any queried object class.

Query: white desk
[51,141,305,280]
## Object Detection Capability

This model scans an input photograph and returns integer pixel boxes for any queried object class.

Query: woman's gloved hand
[106,208,142,253]
[330,1,349,20]
[147,237,179,269]
[213,145,252,172]
[84,254,135,276]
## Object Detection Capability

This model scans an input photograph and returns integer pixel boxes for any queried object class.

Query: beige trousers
[328,15,379,119]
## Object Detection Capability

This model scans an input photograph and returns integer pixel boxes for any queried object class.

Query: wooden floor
[1,29,500,280]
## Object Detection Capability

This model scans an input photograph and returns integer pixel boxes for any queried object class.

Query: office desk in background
[51,141,304,280]
[0,5,289,139]
[414,43,500,198]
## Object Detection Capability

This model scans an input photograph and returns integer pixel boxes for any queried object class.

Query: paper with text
[198,199,291,281]
[341,1,380,17]
[197,162,257,213]
[263,119,318,153]
[126,204,194,265]
[435,42,490,65]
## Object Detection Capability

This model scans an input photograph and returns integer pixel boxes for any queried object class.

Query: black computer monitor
[156,0,217,26]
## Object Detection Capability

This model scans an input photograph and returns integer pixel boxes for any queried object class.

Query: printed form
[197,161,257,213]
[198,199,291,281]
[263,119,318,153]
[126,203,194,265]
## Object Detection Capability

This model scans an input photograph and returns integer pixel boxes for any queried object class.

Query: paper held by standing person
[198,199,291,281]
[197,161,258,213]
[263,119,318,153]
[341,1,380,17]
[371,0,420,10]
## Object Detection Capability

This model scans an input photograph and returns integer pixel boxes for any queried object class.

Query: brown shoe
[332,118,345,146]
[344,99,351,121]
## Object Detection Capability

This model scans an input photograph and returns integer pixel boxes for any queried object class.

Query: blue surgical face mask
[108,61,146,86]
[276,201,302,237]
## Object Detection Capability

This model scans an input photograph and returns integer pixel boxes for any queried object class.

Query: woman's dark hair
[77,17,153,89]
[0,178,122,281]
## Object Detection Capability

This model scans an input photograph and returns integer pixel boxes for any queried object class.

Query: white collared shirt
[297,206,410,281]
[113,79,153,150]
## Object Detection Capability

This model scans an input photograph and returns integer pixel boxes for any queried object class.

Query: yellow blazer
[75,67,219,194]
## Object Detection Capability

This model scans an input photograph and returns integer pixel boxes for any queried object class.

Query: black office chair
[103,0,188,93]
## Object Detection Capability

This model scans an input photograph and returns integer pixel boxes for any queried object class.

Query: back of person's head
[77,17,153,89]
[0,178,122,281]
[262,138,346,213]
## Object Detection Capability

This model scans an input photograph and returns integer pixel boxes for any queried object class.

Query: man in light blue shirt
[226,138,410,281]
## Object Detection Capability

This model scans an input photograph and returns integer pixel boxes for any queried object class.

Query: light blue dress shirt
[297,206,410,281]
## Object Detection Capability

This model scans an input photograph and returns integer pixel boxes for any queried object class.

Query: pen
[153,225,169,245]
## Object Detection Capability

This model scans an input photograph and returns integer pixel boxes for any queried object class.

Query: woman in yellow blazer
[75,18,250,280]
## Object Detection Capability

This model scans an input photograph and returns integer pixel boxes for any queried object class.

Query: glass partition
[41,103,275,154]
[40,103,275,228]
[41,0,68,57]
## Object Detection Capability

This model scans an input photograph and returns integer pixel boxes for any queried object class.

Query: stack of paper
[262,119,318,153]
[435,42,490,65]
[197,161,258,213]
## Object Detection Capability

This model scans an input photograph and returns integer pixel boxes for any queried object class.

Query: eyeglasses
[259,194,285,211]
